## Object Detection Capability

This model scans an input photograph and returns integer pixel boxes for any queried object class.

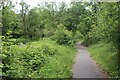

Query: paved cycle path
[72,42,108,78]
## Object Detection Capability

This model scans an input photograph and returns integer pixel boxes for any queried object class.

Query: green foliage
[83,2,118,47]
[39,42,76,78]
[2,7,20,37]
[88,42,118,78]
[84,2,119,78]
[2,38,76,78]
[74,31,83,42]
[51,24,75,46]
[1,1,119,78]
[28,8,44,39]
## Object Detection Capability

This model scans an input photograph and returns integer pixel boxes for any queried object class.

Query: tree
[19,1,30,38]
[1,0,12,36]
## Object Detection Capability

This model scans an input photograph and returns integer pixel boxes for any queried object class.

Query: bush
[74,31,83,42]
[2,38,32,46]
[2,38,76,78]
[51,24,75,46]
[81,35,93,47]
[2,40,59,78]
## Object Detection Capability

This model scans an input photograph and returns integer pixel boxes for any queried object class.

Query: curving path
[72,42,108,79]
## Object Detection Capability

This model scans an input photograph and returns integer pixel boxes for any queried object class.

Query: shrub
[51,24,75,46]
[2,40,59,78]
[2,38,76,78]
[74,31,83,42]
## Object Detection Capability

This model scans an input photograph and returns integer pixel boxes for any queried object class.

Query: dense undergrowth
[88,42,118,78]
[2,38,76,78]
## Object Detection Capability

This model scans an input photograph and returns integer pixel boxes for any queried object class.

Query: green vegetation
[51,25,75,46]
[0,0,119,78]
[88,42,118,77]
[2,38,76,78]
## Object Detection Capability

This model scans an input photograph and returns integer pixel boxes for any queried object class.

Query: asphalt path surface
[72,42,108,79]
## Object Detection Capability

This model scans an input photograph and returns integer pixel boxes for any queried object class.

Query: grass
[88,42,118,78]
[30,38,76,78]
[39,45,76,78]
